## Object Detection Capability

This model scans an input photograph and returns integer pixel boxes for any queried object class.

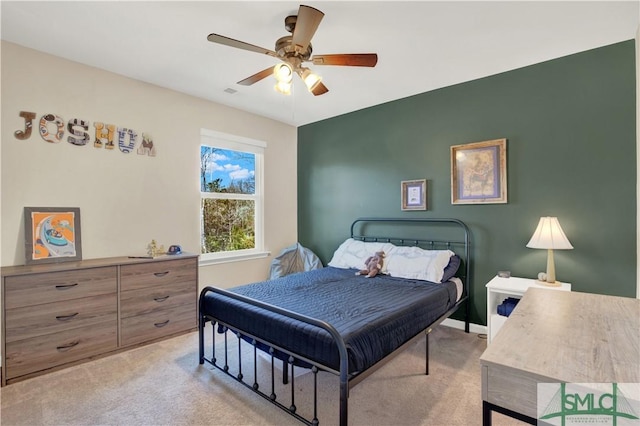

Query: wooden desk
[480,288,640,425]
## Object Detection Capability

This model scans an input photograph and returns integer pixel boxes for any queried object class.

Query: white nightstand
[486,276,571,344]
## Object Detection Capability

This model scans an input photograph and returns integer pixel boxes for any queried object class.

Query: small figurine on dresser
[147,239,165,257]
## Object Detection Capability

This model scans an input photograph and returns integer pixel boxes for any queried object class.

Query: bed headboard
[349,217,471,298]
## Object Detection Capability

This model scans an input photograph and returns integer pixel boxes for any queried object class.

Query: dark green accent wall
[297,40,637,326]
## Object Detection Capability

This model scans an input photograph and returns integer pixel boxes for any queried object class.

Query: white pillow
[385,246,455,283]
[328,238,395,272]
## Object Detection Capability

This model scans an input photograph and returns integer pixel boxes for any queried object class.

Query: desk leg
[483,401,492,426]
[483,401,537,425]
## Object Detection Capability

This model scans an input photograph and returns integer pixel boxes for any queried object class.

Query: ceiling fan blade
[292,5,324,52]
[311,54,378,67]
[237,66,275,86]
[207,33,277,57]
[311,81,329,96]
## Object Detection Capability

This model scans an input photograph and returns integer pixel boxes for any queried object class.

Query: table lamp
[526,217,573,286]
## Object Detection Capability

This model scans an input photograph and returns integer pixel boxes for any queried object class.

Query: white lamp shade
[273,63,293,83]
[526,217,573,250]
[300,68,322,92]
[274,81,291,95]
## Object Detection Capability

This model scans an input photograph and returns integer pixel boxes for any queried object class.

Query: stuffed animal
[356,251,385,278]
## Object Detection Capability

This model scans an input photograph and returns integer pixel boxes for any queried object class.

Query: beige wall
[1,41,298,288]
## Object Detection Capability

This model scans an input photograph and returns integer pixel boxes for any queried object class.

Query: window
[200,129,266,263]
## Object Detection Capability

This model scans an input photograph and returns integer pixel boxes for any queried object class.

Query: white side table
[486,276,571,344]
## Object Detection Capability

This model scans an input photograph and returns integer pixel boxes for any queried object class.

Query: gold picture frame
[24,207,82,265]
[451,139,507,204]
[401,179,427,211]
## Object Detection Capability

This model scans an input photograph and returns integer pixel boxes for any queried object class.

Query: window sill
[199,250,271,266]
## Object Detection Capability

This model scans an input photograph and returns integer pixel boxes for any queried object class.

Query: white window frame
[200,129,268,265]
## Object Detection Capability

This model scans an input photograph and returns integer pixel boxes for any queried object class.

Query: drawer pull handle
[56,313,79,321]
[55,283,79,290]
[153,296,170,303]
[153,271,170,277]
[57,340,80,351]
[154,320,170,328]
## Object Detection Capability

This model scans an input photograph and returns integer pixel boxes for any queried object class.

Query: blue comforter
[201,267,457,374]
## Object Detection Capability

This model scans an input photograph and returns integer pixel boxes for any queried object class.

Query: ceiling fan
[207,4,378,96]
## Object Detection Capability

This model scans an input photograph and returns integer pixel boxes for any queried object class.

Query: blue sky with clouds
[202,147,255,190]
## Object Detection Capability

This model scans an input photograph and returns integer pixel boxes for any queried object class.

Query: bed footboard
[199,286,350,426]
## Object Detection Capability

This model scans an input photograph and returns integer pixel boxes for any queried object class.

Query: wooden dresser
[1,254,198,386]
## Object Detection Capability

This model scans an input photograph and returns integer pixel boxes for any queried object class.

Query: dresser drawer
[4,266,117,308]
[121,258,197,292]
[5,320,117,380]
[5,293,117,343]
[120,303,196,347]
[120,280,195,319]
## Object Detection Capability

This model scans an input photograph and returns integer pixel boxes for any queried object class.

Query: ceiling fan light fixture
[274,81,292,95]
[207,5,377,98]
[273,63,293,83]
[300,68,322,92]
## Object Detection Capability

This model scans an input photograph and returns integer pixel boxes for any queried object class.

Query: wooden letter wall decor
[93,122,116,149]
[68,119,90,146]
[14,111,156,156]
[14,111,36,140]
[117,128,137,153]
[137,133,157,156]
[39,114,65,143]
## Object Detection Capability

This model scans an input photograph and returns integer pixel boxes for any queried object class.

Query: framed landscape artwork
[24,207,82,264]
[451,139,507,204]
[401,179,427,211]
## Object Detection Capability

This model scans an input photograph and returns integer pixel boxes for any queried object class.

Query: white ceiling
[1,1,638,127]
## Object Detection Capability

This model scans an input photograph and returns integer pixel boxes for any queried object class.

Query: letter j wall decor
[24,207,82,264]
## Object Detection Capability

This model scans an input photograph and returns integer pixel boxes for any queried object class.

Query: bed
[198,217,471,426]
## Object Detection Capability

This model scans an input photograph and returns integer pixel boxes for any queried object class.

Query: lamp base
[536,279,561,287]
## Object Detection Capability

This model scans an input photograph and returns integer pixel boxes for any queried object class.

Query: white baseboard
[441,318,487,335]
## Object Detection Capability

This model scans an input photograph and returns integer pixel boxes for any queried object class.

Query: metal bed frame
[198,217,471,426]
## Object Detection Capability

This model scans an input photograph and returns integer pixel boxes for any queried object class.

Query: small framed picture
[451,138,507,204]
[401,179,427,211]
[24,207,82,265]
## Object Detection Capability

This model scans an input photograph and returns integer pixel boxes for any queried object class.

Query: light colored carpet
[0,326,522,426]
